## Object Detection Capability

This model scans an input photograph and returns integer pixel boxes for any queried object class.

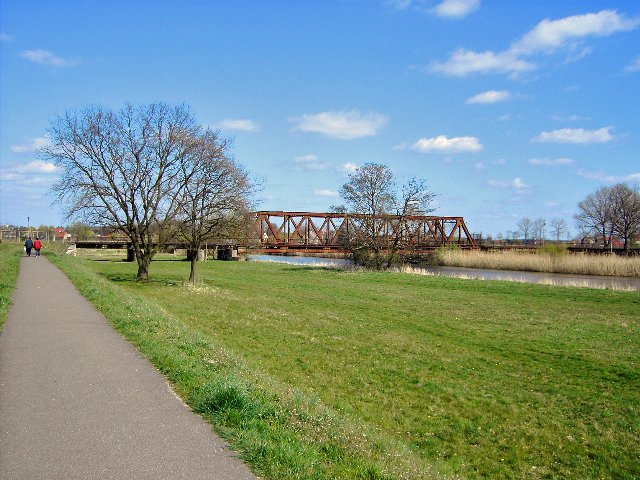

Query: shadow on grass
[99,272,182,287]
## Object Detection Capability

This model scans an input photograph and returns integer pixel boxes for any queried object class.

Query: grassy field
[44,251,639,479]
[0,244,23,330]
[436,248,640,277]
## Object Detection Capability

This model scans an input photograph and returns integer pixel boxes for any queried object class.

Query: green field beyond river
[43,252,639,479]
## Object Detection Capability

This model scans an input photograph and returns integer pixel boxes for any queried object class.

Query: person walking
[34,237,43,257]
[24,237,33,257]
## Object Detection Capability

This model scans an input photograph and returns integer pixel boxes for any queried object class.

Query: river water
[245,255,640,291]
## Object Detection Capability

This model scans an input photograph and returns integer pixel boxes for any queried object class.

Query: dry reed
[436,249,640,278]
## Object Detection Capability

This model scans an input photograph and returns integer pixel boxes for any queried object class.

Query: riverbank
[42,251,640,479]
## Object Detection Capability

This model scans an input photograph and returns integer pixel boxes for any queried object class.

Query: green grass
[0,243,23,330]
[46,252,640,479]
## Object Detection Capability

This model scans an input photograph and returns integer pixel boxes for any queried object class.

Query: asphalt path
[0,255,259,480]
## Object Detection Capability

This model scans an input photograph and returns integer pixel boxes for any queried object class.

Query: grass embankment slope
[47,251,639,479]
[0,244,23,330]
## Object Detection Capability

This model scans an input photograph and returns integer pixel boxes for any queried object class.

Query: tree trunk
[136,258,150,282]
[189,255,198,284]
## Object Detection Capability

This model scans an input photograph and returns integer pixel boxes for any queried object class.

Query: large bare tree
[44,103,201,281]
[533,217,547,243]
[516,217,533,243]
[574,186,614,247]
[338,163,435,269]
[175,129,255,284]
[549,217,568,242]
[610,183,640,253]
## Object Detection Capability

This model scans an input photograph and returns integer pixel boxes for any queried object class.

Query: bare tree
[516,217,533,243]
[610,183,640,253]
[44,103,201,281]
[533,218,547,242]
[339,163,435,269]
[175,130,255,284]
[549,217,567,242]
[575,186,614,247]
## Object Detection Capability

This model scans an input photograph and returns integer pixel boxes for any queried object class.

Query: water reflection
[418,266,640,291]
[246,254,351,267]
[246,255,640,291]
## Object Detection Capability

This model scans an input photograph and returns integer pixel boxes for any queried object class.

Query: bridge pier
[126,244,136,262]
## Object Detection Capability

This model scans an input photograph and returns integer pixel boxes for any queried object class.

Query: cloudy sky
[1,0,639,237]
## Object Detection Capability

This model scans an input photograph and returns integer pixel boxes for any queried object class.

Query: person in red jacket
[34,237,43,257]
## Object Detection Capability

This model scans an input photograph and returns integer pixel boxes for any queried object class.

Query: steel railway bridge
[246,211,476,253]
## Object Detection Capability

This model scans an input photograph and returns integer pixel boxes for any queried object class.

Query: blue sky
[1,0,639,237]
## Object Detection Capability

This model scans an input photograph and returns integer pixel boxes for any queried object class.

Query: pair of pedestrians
[24,237,43,257]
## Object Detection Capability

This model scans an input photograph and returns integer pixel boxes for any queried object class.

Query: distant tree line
[43,102,255,282]
[509,183,639,253]
[514,217,569,244]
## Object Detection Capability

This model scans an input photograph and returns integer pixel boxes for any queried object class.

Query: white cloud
[385,0,413,10]
[489,177,528,191]
[387,0,479,18]
[0,160,59,194]
[578,170,640,183]
[215,119,260,132]
[411,135,482,153]
[291,110,388,139]
[314,189,339,197]
[612,173,640,183]
[17,160,58,174]
[577,169,605,180]
[528,157,574,166]
[342,162,358,173]
[466,90,511,104]
[430,10,640,77]
[429,49,534,77]
[433,0,480,18]
[533,127,614,144]
[294,154,329,170]
[551,113,590,122]
[11,136,51,153]
[624,56,640,73]
[474,162,486,170]
[511,10,640,55]
[20,49,80,67]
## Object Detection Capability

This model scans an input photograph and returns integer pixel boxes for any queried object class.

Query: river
[245,254,640,291]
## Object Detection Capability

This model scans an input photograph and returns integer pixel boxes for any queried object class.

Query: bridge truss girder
[247,211,476,251]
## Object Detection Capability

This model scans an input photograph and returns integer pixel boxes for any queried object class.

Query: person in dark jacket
[34,237,43,257]
[24,237,33,257]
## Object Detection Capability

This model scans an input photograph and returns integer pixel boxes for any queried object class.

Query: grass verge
[0,244,23,330]
[46,251,640,479]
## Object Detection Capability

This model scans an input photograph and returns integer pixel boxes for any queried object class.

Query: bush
[538,243,569,257]
[352,248,405,270]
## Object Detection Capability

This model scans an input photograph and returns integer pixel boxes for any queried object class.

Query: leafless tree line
[43,103,255,282]
[515,217,568,243]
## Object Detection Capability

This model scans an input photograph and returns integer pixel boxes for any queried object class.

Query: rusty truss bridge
[246,211,476,253]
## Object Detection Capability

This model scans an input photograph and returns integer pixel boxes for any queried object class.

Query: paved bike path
[0,256,258,480]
